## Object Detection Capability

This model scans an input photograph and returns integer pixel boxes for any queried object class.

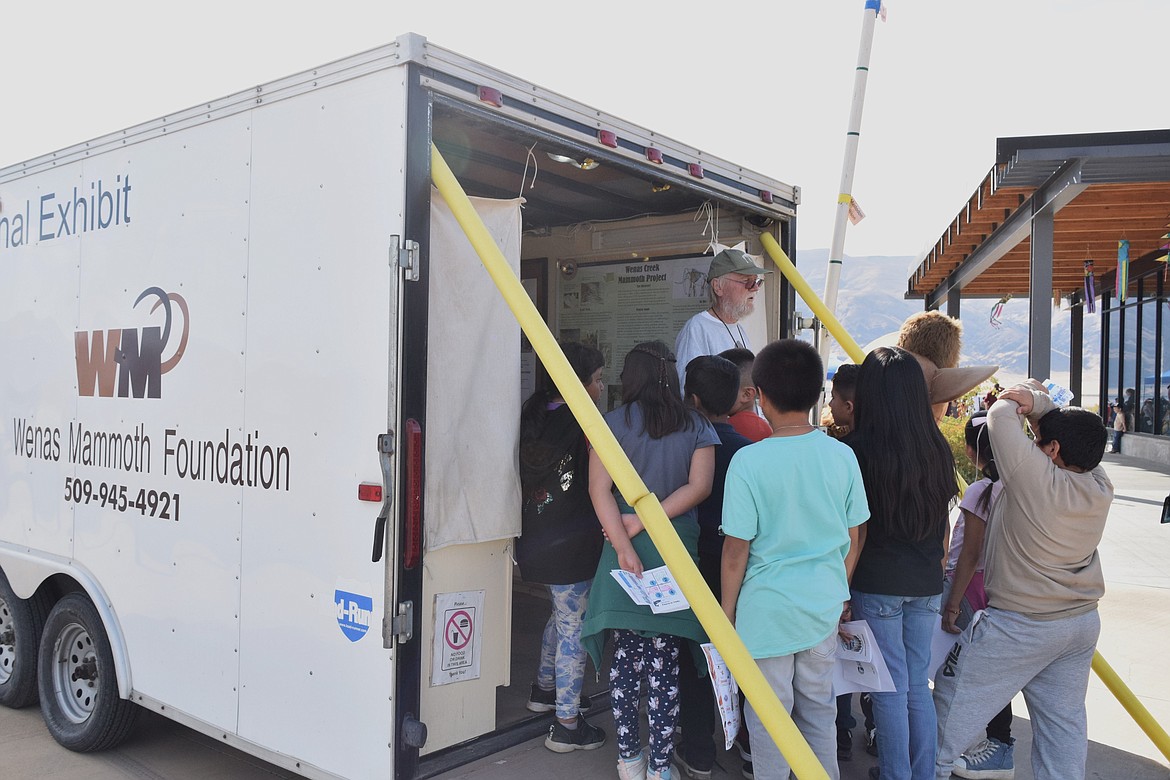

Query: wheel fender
[0,546,132,699]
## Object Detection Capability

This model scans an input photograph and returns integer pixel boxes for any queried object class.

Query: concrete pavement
[2,453,1167,779]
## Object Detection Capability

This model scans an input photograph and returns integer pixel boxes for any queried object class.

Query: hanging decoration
[1159,227,1169,264]
[1117,239,1130,303]
[990,294,1011,329]
[1083,260,1096,314]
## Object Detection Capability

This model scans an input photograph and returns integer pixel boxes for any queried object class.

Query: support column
[1070,292,1084,405]
[947,291,961,319]
[1028,208,1054,380]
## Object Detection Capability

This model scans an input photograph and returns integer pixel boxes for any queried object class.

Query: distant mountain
[792,249,1102,402]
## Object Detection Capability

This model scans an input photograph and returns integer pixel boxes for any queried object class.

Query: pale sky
[3,1,1167,260]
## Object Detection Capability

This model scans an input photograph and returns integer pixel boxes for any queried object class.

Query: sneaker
[735,730,752,778]
[618,749,649,780]
[544,716,606,753]
[953,737,1015,780]
[837,727,853,761]
[526,683,592,714]
[864,727,878,757]
[672,746,712,780]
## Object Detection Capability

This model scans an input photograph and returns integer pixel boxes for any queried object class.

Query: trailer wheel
[0,569,48,709]
[38,594,138,751]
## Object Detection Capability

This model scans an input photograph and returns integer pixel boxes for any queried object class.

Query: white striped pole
[819,0,882,367]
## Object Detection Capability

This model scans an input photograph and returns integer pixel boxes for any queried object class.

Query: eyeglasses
[725,276,763,291]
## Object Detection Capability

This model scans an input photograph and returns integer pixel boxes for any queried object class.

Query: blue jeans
[852,590,941,780]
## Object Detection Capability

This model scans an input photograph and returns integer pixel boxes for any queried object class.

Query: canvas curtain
[424,190,523,550]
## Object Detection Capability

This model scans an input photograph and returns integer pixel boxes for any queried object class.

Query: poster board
[557,254,765,410]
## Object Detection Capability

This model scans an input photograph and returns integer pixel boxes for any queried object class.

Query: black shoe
[736,729,752,778]
[526,683,592,714]
[544,716,606,753]
[672,746,713,780]
[837,727,853,761]
[865,727,878,757]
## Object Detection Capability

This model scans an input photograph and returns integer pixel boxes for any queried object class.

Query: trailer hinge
[391,235,420,282]
[388,600,414,645]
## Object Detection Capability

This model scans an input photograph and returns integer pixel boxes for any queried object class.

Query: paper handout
[832,620,896,695]
[610,565,689,613]
[700,643,741,750]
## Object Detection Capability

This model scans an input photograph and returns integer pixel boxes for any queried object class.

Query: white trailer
[0,33,799,779]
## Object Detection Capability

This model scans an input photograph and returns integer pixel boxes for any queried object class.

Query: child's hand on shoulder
[999,386,1035,415]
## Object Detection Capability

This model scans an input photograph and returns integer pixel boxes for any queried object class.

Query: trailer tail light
[598,130,618,148]
[358,483,383,502]
[645,147,663,164]
[404,419,423,570]
[688,163,704,179]
[477,86,503,108]
[760,190,774,204]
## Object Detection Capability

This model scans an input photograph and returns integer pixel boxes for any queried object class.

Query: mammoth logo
[75,287,190,399]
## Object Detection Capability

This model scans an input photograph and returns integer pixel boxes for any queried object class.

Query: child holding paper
[721,339,869,780]
[580,341,719,780]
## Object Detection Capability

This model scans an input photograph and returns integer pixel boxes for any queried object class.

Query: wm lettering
[75,287,190,399]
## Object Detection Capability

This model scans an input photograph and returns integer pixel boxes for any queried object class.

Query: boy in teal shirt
[721,339,869,780]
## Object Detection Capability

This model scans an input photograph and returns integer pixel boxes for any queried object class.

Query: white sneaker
[617,748,648,780]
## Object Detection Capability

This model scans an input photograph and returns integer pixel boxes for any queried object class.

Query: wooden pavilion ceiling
[907,131,1170,302]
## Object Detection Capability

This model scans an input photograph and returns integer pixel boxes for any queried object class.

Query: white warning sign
[431,590,484,686]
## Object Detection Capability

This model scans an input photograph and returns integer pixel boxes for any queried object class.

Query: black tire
[38,593,138,752]
[0,568,48,709]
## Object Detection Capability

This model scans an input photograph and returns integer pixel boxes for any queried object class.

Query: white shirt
[674,310,751,389]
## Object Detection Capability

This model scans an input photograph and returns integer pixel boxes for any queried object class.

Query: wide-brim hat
[707,248,773,280]
[912,353,998,405]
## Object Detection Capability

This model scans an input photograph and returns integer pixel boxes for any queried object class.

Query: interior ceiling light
[546,152,599,171]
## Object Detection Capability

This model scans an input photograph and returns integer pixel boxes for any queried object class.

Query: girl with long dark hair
[517,342,607,752]
[580,340,718,780]
[847,346,957,780]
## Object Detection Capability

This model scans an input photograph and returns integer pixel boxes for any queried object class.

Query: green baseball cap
[707,248,773,280]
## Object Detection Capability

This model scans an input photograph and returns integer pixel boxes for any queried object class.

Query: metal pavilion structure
[906,129,1170,461]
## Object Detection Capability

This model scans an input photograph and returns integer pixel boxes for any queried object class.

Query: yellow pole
[1092,651,1170,762]
[430,143,830,780]
[758,233,866,365]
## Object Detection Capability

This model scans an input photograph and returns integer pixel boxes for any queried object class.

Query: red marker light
[646,147,663,164]
[598,130,618,148]
[688,163,704,179]
[404,419,423,570]
[358,483,383,502]
[477,86,503,108]
[760,190,774,204]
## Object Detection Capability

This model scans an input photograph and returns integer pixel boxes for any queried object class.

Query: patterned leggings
[535,580,592,720]
[610,629,682,774]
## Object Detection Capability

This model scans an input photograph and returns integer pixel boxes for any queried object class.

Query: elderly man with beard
[674,248,772,389]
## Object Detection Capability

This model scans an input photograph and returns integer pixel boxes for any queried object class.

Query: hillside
[793,248,1102,403]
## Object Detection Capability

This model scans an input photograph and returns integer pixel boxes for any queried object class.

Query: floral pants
[535,580,592,720]
[610,629,681,774]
